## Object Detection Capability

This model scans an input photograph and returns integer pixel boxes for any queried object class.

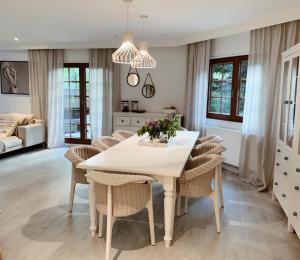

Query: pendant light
[112,0,139,64]
[131,15,157,69]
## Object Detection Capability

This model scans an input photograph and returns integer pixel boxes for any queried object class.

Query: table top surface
[77,131,199,178]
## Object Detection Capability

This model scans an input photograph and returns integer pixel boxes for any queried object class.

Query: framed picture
[1,61,29,95]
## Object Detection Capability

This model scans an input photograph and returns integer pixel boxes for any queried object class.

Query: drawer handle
[283,172,288,176]
[277,149,281,152]
[296,168,300,173]
[275,182,278,186]
[282,194,286,198]
[284,156,288,160]
[295,186,299,191]
[293,212,298,217]
[276,163,280,166]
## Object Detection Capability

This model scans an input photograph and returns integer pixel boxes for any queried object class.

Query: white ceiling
[1,0,300,49]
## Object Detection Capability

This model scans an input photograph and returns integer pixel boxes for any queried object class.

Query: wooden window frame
[64,63,91,144]
[207,55,248,123]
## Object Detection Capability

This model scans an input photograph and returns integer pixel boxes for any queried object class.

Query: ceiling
[1,0,300,49]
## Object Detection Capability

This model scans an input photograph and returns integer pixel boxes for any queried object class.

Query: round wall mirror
[142,84,155,98]
[127,67,140,87]
[127,73,140,87]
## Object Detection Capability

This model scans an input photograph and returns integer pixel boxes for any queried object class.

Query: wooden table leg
[87,179,97,237]
[163,177,176,247]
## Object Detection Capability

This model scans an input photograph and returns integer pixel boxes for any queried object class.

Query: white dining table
[77,130,199,247]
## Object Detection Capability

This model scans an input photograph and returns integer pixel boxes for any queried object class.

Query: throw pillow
[5,120,20,136]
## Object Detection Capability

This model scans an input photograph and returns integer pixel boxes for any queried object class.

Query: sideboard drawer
[115,116,130,126]
[131,117,145,127]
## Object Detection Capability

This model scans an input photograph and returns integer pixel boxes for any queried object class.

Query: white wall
[120,46,187,113]
[0,50,31,114]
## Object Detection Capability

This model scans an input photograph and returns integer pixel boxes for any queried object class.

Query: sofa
[0,113,45,154]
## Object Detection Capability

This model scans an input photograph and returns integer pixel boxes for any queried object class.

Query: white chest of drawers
[273,43,300,239]
[113,112,183,133]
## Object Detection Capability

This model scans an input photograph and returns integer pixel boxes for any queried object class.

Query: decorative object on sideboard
[142,73,155,98]
[162,106,177,114]
[127,67,140,87]
[121,100,130,112]
[137,113,179,147]
[131,15,157,69]
[1,61,29,95]
[112,0,139,64]
[130,100,139,112]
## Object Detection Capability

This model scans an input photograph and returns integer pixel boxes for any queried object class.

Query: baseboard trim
[223,163,239,174]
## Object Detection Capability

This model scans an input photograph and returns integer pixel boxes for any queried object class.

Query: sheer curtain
[29,49,64,148]
[185,40,210,135]
[89,49,120,139]
[239,20,300,189]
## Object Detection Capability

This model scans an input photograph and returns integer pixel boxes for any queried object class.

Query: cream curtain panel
[239,20,300,189]
[185,40,210,135]
[89,49,120,139]
[29,49,64,148]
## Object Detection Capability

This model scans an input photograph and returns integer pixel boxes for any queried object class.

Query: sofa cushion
[0,134,22,153]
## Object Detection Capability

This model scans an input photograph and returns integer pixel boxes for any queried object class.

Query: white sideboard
[113,112,184,133]
[273,43,300,239]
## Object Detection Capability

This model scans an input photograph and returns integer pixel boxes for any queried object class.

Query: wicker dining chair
[64,145,103,212]
[195,135,224,146]
[86,171,156,260]
[176,154,225,233]
[91,136,121,151]
[112,130,135,140]
[191,143,226,208]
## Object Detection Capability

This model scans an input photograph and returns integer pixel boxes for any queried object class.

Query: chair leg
[176,195,181,216]
[69,179,76,212]
[98,213,104,238]
[184,197,188,214]
[213,192,221,233]
[146,199,155,246]
[218,165,224,208]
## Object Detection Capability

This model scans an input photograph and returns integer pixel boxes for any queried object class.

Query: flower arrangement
[137,113,180,142]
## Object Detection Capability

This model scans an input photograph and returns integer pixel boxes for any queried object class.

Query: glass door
[286,57,299,148]
[64,63,90,144]
[279,61,290,142]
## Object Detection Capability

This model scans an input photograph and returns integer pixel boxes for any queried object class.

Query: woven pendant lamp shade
[112,32,139,64]
[131,42,157,68]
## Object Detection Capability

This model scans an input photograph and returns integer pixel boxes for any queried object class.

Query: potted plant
[137,113,180,144]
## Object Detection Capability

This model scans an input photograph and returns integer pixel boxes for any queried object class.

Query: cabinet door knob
[284,156,288,160]
[284,100,289,104]
[295,186,299,191]
[296,168,300,173]
[137,120,140,123]
[277,149,281,152]
[121,120,124,122]
[293,212,298,217]
[282,194,286,198]
[276,163,280,166]
[275,182,278,186]
[283,172,288,176]
[290,101,293,104]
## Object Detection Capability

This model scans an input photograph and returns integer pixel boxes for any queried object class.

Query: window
[207,55,248,122]
[64,63,91,144]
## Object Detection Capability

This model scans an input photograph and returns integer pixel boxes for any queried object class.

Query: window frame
[64,63,91,144]
[207,55,248,123]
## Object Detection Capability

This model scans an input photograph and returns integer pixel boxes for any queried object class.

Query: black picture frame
[0,61,29,95]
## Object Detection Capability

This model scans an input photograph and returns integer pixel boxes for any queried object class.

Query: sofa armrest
[18,122,45,147]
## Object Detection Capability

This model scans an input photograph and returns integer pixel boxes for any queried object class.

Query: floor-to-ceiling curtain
[239,20,300,190]
[185,40,210,135]
[29,49,65,148]
[89,49,120,139]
